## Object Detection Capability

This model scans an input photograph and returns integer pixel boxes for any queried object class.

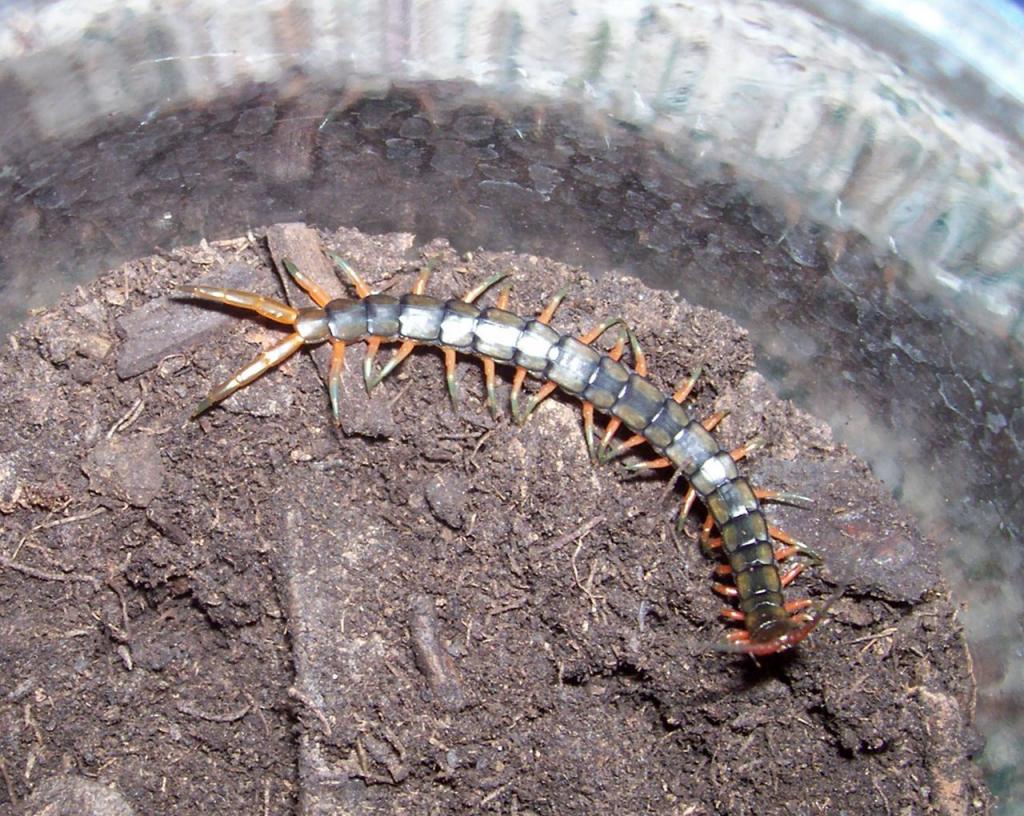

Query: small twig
[549,515,605,551]
[107,386,147,437]
[0,555,99,586]
[409,594,467,712]
[479,781,513,807]
[13,505,110,558]
[848,627,898,647]
[33,506,108,531]
[177,699,251,723]
[871,775,892,816]
[287,686,332,737]
[0,756,17,809]
[571,541,602,616]
[469,429,495,463]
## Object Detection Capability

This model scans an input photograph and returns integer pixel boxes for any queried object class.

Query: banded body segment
[365,295,401,336]
[582,356,631,410]
[691,453,741,499]
[439,300,481,350]
[734,564,787,618]
[609,374,665,433]
[399,294,446,341]
[325,298,369,342]
[473,307,527,362]
[705,478,759,524]
[514,320,560,373]
[545,337,602,395]
[664,422,718,476]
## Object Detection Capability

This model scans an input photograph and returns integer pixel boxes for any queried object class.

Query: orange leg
[328,254,372,298]
[769,526,822,563]
[367,339,417,391]
[328,340,347,423]
[443,348,460,407]
[363,337,382,392]
[713,582,739,598]
[699,515,717,553]
[462,272,510,305]
[282,259,333,307]
[755,488,813,508]
[780,564,804,587]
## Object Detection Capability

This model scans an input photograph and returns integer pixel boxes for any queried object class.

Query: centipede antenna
[173,285,299,325]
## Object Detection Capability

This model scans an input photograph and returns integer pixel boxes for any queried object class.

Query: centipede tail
[175,256,827,655]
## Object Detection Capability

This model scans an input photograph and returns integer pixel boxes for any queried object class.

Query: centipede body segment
[175,254,829,655]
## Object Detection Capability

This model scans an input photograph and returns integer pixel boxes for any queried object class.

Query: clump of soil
[0,225,991,815]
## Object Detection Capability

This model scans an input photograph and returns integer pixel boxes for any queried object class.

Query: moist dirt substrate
[0,225,991,815]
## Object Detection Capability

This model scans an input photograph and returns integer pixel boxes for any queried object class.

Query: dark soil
[0,225,991,815]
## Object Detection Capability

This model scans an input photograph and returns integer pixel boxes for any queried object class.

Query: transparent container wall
[2,0,1022,808]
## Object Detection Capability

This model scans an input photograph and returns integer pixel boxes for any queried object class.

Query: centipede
[175,253,832,656]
